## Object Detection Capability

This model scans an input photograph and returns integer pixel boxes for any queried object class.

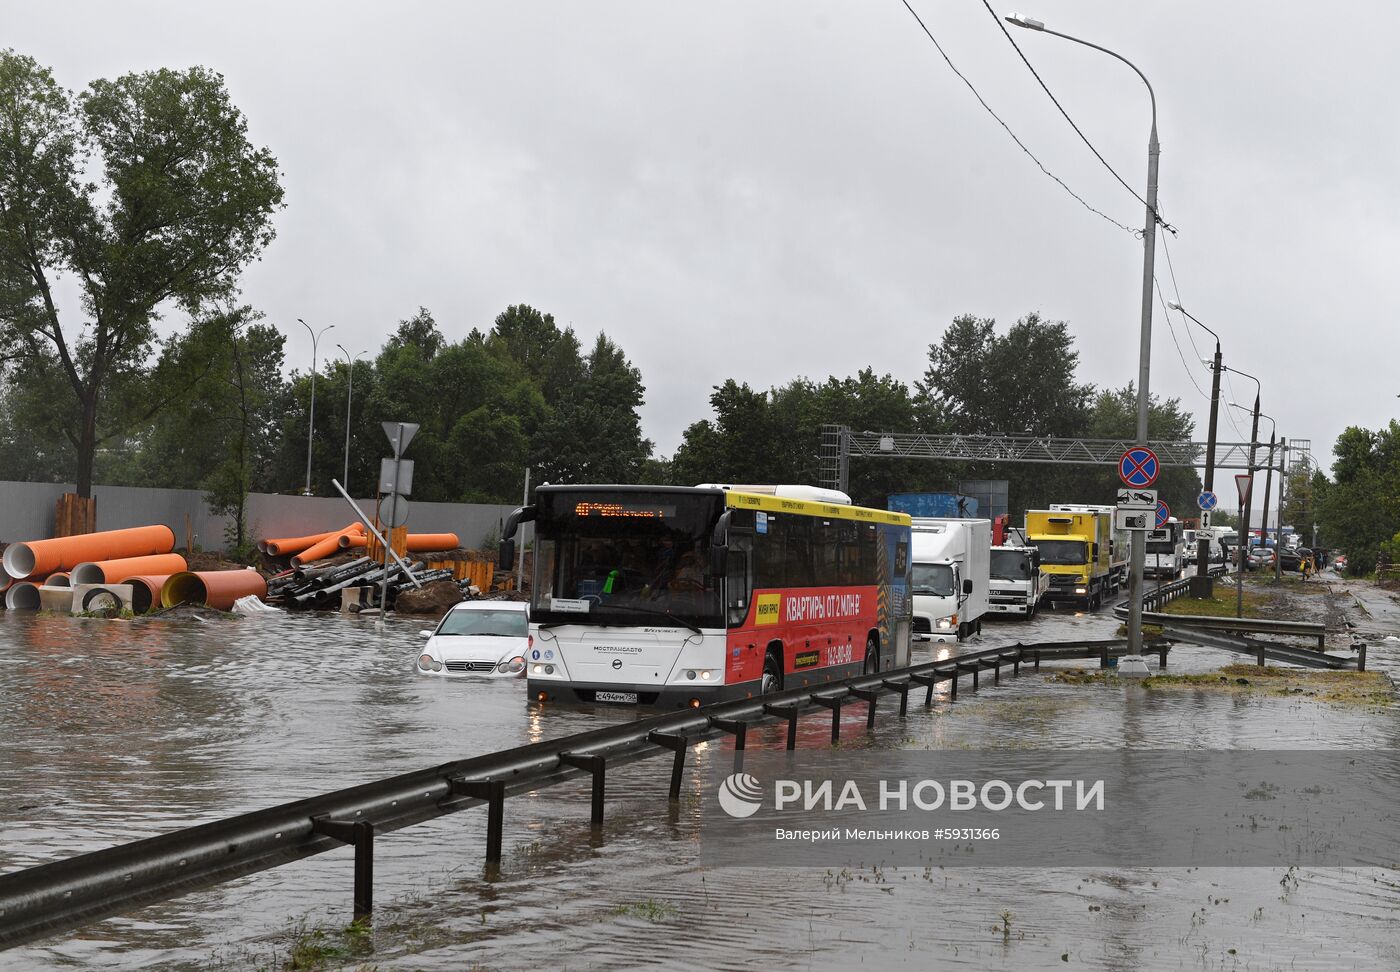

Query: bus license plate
[596,691,638,704]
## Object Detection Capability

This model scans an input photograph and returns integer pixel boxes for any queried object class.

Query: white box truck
[987,544,1043,618]
[910,517,991,642]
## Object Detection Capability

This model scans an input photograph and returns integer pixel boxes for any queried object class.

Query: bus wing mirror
[498,505,536,571]
[962,579,973,595]
[709,545,728,578]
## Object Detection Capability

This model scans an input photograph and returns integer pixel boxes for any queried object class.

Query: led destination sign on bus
[573,501,677,519]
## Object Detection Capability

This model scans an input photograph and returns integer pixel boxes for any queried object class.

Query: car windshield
[1036,540,1088,566]
[990,550,1032,580]
[531,489,724,627]
[437,609,528,637]
[911,563,955,597]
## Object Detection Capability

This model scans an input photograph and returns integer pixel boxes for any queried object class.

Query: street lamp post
[1222,367,1261,617]
[1006,12,1161,662]
[336,345,365,495]
[296,318,335,496]
[1233,407,1281,584]
[1169,301,1221,597]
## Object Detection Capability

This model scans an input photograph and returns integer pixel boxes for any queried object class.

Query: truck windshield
[911,563,955,597]
[531,489,724,627]
[1036,540,1087,566]
[990,550,1032,580]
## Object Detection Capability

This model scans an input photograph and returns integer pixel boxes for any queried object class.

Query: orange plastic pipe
[262,530,335,557]
[127,575,171,614]
[289,524,365,567]
[160,570,268,611]
[2,525,175,580]
[70,553,188,587]
[405,533,460,552]
[338,533,369,550]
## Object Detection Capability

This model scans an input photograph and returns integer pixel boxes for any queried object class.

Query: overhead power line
[895,0,1136,235]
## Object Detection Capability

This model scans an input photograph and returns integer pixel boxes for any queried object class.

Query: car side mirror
[498,538,516,571]
[419,629,433,638]
[962,579,973,595]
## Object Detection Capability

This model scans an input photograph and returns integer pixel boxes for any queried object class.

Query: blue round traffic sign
[1119,447,1160,488]
[1197,490,1218,511]
[1155,499,1171,528]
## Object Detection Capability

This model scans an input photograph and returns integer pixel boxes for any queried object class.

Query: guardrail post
[709,717,747,751]
[559,753,606,828]
[882,678,911,716]
[450,778,506,865]
[812,695,845,742]
[647,731,689,802]
[1357,642,1367,672]
[1099,645,1110,669]
[1256,643,1266,667]
[957,661,979,691]
[909,671,936,706]
[1034,649,1041,671]
[950,666,959,700]
[849,686,880,730]
[764,702,802,750]
[1158,645,1168,670]
[1012,646,1021,677]
[312,817,374,920]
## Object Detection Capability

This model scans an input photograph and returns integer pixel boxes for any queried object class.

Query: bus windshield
[1036,540,1088,566]
[911,563,955,597]
[990,549,1033,580]
[531,489,724,627]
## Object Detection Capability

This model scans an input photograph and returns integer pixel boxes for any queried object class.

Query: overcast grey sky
[9,1,1397,473]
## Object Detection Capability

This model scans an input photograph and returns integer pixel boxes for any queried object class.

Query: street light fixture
[1221,366,1261,617]
[1168,301,1223,596]
[1007,12,1161,665]
[296,318,335,496]
[336,344,366,495]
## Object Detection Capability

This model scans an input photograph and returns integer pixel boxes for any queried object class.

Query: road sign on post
[1116,487,1157,510]
[1197,490,1217,511]
[382,422,419,457]
[1234,474,1252,504]
[379,458,414,496]
[1119,447,1160,488]
[1115,509,1151,532]
[1155,500,1171,528]
[378,493,410,529]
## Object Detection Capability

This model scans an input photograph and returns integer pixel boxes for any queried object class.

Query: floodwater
[1,574,1398,970]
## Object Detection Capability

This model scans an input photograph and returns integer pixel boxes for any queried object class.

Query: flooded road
[2,581,1398,970]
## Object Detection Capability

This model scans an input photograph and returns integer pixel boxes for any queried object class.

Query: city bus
[1145,517,1187,579]
[498,484,913,708]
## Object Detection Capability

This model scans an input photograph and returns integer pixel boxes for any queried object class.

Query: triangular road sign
[381,421,420,456]
[1234,473,1252,504]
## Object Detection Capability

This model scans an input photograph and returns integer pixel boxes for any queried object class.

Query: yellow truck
[1025,506,1126,610]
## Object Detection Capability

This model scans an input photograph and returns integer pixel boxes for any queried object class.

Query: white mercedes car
[415,600,530,678]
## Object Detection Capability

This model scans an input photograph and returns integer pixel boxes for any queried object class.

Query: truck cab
[1026,508,1119,611]
[987,545,1043,618]
[909,518,991,641]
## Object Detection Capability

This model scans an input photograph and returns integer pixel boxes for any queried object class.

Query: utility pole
[336,345,364,495]
[1170,302,1220,597]
[1259,431,1276,582]
[1235,396,1261,618]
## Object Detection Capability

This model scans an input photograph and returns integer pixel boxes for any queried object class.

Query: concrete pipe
[291,525,365,568]
[5,581,43,610]
[127,575,172,614]
[2,525,175,580]
[46,572,71,588]
[70,553,188,587]
[405,533,461,552]
[263,529,341,557]
[161,570,268,611]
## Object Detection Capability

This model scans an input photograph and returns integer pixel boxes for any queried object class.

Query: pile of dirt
[180,549,249,573]
[394,579,466,615]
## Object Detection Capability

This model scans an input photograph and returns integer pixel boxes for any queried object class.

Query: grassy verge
[1053,664,1392,706]
[1119,585,1266,636]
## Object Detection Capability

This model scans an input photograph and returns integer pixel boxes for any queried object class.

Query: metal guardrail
[1155,623,1359,671]
[0,637,1158,950]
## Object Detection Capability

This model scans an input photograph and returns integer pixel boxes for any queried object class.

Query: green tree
[1316,423,1400,574]
[0,52,284,495]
